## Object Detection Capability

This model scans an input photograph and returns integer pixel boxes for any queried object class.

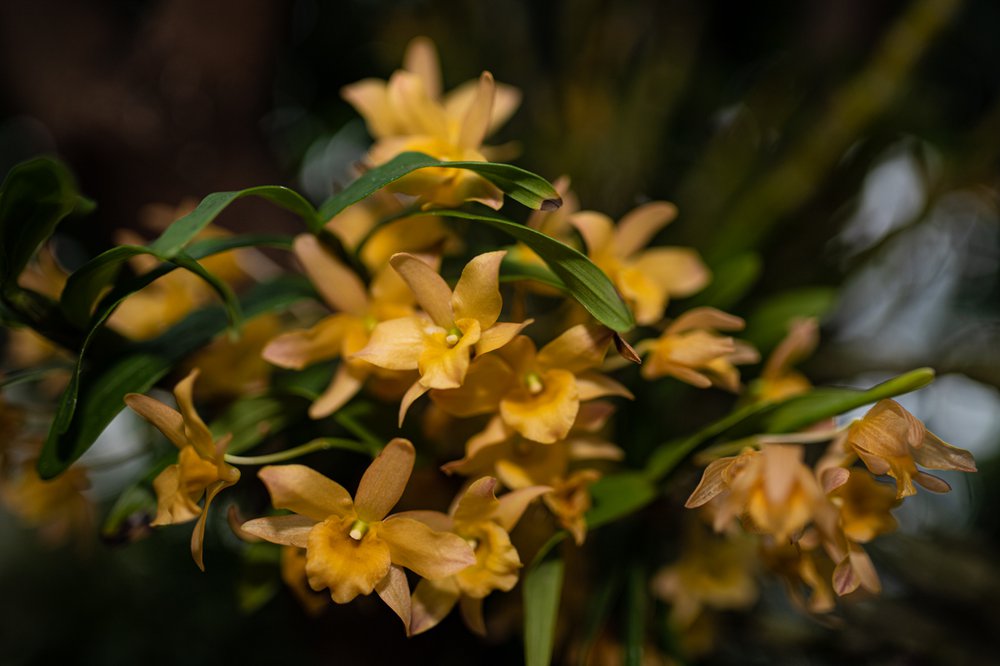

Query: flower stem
[224,438,371,465]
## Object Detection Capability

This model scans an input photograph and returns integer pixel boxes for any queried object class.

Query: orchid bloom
[444,403,623,544]
[353,251,530,424]
[751,318,818,403]
[0,461,92,546]
[124,369,240,570]
[342,36,522,209]
[844,399,976,498]
[263,235,417,418]
[430,325,632,444]
[638,307,759,391]
[406,477,549,636]
[569,202,710,325]
[240,439,475,633]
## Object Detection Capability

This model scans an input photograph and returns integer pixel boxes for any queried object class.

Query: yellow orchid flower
[353,251,530,424]
[124,368,240,570]
[638,307,759,391]
[324,190,458,273]
[184,314,281,400]
[444,403,623,544]
[760,529,836,613]
[342,36,522,210]
[0,461,92,546]
[262,235,418,418]
[430,325,632,444]
[845,399,976,498]
[240,439,475,633]
[750,318,818,403]
[406,477,549,636]
[569,202,710,325]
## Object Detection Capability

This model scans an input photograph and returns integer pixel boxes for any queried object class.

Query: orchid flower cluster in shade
[0,35,979,653]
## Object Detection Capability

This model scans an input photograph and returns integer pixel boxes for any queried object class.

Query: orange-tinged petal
[307,515,392,603]
[500,369,579,444]
[294,235,368,316]
[636,248,710,298]
[476,320,531,357]
[309,363,365,419]
[376,564,412,634]
[390,253,455,327]
[617,265,667,325]
[355,438,415,522]
[451,477,500,527]
[537,324,613,374]
[668,307,745,334]
[174,369,214,459]
[240,514,317,548]
[458,72,495,150]
[445,78,521,135]
[353,316,425,370]
[341,78,398,138]
[258,465,355,521]
[403,36,441,99]
[455,521,522,597]
[686,456,740,508]
[262,314,357,370]
[150,464,202,525]
[397,381,430,427]
[575,371,634,400]
[392,509,453,532]
[124,394,187,451]
[430,354,514,417]
[410,577,461,636]
[450,171,505,210]
[460,595,487,635]
[387,70,449,137]
[569,211,616,256]
[451,250,505,328]
[191,479,232,571]
[417,318,480,389]
[380,515,476,580]
[494,485,552,532]
[614,201,678,258]
[912,430,977,472]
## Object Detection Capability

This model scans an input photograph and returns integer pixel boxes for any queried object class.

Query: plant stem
[225,437,370,465]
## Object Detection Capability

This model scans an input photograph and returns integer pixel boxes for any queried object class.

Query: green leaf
[0,157,84,285]
[624,564,648,666]
[37,277,314,479]
[500,254,566,290]
[586,472,658,529]
[644,368,936,481]
[316,152,561,222]
[431,208,634,332]
[524,557,565,666]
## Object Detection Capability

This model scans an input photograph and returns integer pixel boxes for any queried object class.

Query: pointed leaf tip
[613,333,641,365]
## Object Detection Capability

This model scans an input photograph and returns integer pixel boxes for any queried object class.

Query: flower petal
[381,516,476,579]
[307,515,392,603]
[376,564,412,634]
[293,235,368,316]
[575,371,634,400]
[124,394,187,451]
[451,251,506,329]
[341,79,397,138]
[402,36,441,99]
[240,514,317,548]
[355,438,416,522]
[258,465,355,521]
[191,479,231,571]
[476,319,532,357]
[537,324,613,374]
[458,71,495,150]
[912,430,977,472]
[569,211,616,256]
[460,595,487,636]
[451,476,500,526]
[397,381,430,427]
[500,369,580,444]
[417,318,480,389]
[410,577,461,636]
[309,363,365,419]
[390,253,455,327]
[685,456,737,508]
[173,369,215,459]
[445,79,521,136]
[150,464,202,525]
[668,307,745,334]
[494,485,551,532]
[387,70,449,137]
[352,316,425,370]
[614,202,678,257]
[430,354,514,418]
[262,314,356,370]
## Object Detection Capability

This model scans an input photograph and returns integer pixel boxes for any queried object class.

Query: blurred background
[1,0,999,663]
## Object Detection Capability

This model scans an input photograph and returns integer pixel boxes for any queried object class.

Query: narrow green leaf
[524,557,565,666]
[624,564,648,666]
[586,472,658,529]
[500,255,566,290]
[430,208,634,332]
[0,157,82,284]
[0,360,74,389]
[644,368,936,482]
[169,252,243,330]
[316,151,561,223]
[37,277,314,478]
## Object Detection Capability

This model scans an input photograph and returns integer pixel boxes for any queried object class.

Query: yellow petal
[307,515,392,603]
[294,235,368,316]
[494,485,551,532]
[150,464,202,526]
[569,211,616,256]
[262,314,357,370]
[390,253,455,328]
[460,595,487,635]
[430,354,514,418]
[403,36,441,99]
[445,79,521,135]
[417,318,480,389]
[124,394,188,451]
[309,363,365,419]
[341,78,398,138]
[410,576,461,636]
[476,319,532,357]
[500,369,579,444]
[355,438,415,522]
[455,521,521,597]
[451,477,501,527]
[575,371,634,401]
[537,324,613,374]
[451,250,506,329]
[617,264,667,325]
[191,479,234,571]
[352,316,425,370]
[386,70,448,137]
[174,369,214,459]
[912,429,977,472]
[376,564,412,634]
[258,464,355,521]
[458,72,495,150]
[398,380,430,427]
[380,516,476,579]
[614,201,678,257]
[668,307,745,334]
[685,456,739,508]
[240,514,317,548]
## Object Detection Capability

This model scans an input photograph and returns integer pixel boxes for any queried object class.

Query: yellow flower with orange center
[430,325,632,444]
[569,202,710,325]
[342,37,521,209]
[125,368,240,569]
[240,439,475,633]
[407,477,549,636]
[353,251,530,424]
